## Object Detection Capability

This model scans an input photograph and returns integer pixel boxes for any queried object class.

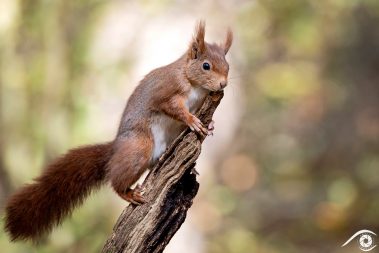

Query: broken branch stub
[102,91,224,253]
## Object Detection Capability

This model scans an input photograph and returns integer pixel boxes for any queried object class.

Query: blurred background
[0,0,379,252]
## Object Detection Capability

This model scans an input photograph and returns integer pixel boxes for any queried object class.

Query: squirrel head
[185,20,233,91]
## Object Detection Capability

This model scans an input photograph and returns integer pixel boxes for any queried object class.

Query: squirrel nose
[220,80,227,89]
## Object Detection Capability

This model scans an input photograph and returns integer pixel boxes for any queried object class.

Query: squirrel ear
[189,20,206,60]
[223,28,233,55]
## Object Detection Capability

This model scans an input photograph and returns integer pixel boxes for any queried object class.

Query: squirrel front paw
[188,115,208,136]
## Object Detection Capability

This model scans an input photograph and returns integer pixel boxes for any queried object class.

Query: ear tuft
[188,20,206,60]
[223,27,233,55]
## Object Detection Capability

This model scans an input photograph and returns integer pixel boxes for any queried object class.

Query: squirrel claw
[208,120,215,130]
[207,120,215,136]
[191,167,200,175]
[123,186,147,205]
[129,194,146,205]
[189,116,208,136]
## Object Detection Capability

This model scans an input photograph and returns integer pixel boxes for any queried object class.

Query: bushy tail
[4,142,113,241]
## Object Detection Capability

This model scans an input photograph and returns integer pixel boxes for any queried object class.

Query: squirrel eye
[202,62,211,70]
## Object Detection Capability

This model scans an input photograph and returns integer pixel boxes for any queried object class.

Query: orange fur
[107,135,152,196]
[4,20,233,242]
[223,27,233,54]
[4,143,113,241]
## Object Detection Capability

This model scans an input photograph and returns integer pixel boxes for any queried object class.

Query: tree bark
[102,91,224,253]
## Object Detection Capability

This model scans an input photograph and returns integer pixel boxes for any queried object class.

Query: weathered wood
[102,91,224,253]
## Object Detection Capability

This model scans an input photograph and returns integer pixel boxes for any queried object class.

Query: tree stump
[102,91,224,253]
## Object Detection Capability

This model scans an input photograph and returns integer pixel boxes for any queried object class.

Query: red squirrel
[4,20,233,242]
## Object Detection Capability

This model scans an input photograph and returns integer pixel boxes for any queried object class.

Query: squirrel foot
[207,120,215,136]
[122,184,146,205]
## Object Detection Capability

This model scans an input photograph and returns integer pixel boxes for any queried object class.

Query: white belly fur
[151,86,207,163]
[150,115,178,163]
[186,86,207,112]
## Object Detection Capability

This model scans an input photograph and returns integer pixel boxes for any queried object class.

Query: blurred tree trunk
[0,156,11,206]
[0,52,12,206]
[102,91,223,253]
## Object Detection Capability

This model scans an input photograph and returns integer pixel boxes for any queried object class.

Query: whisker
[228,75,243,79]
[225,80,238,98]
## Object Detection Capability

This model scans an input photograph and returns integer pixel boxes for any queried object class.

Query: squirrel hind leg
[107,136,152,205]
